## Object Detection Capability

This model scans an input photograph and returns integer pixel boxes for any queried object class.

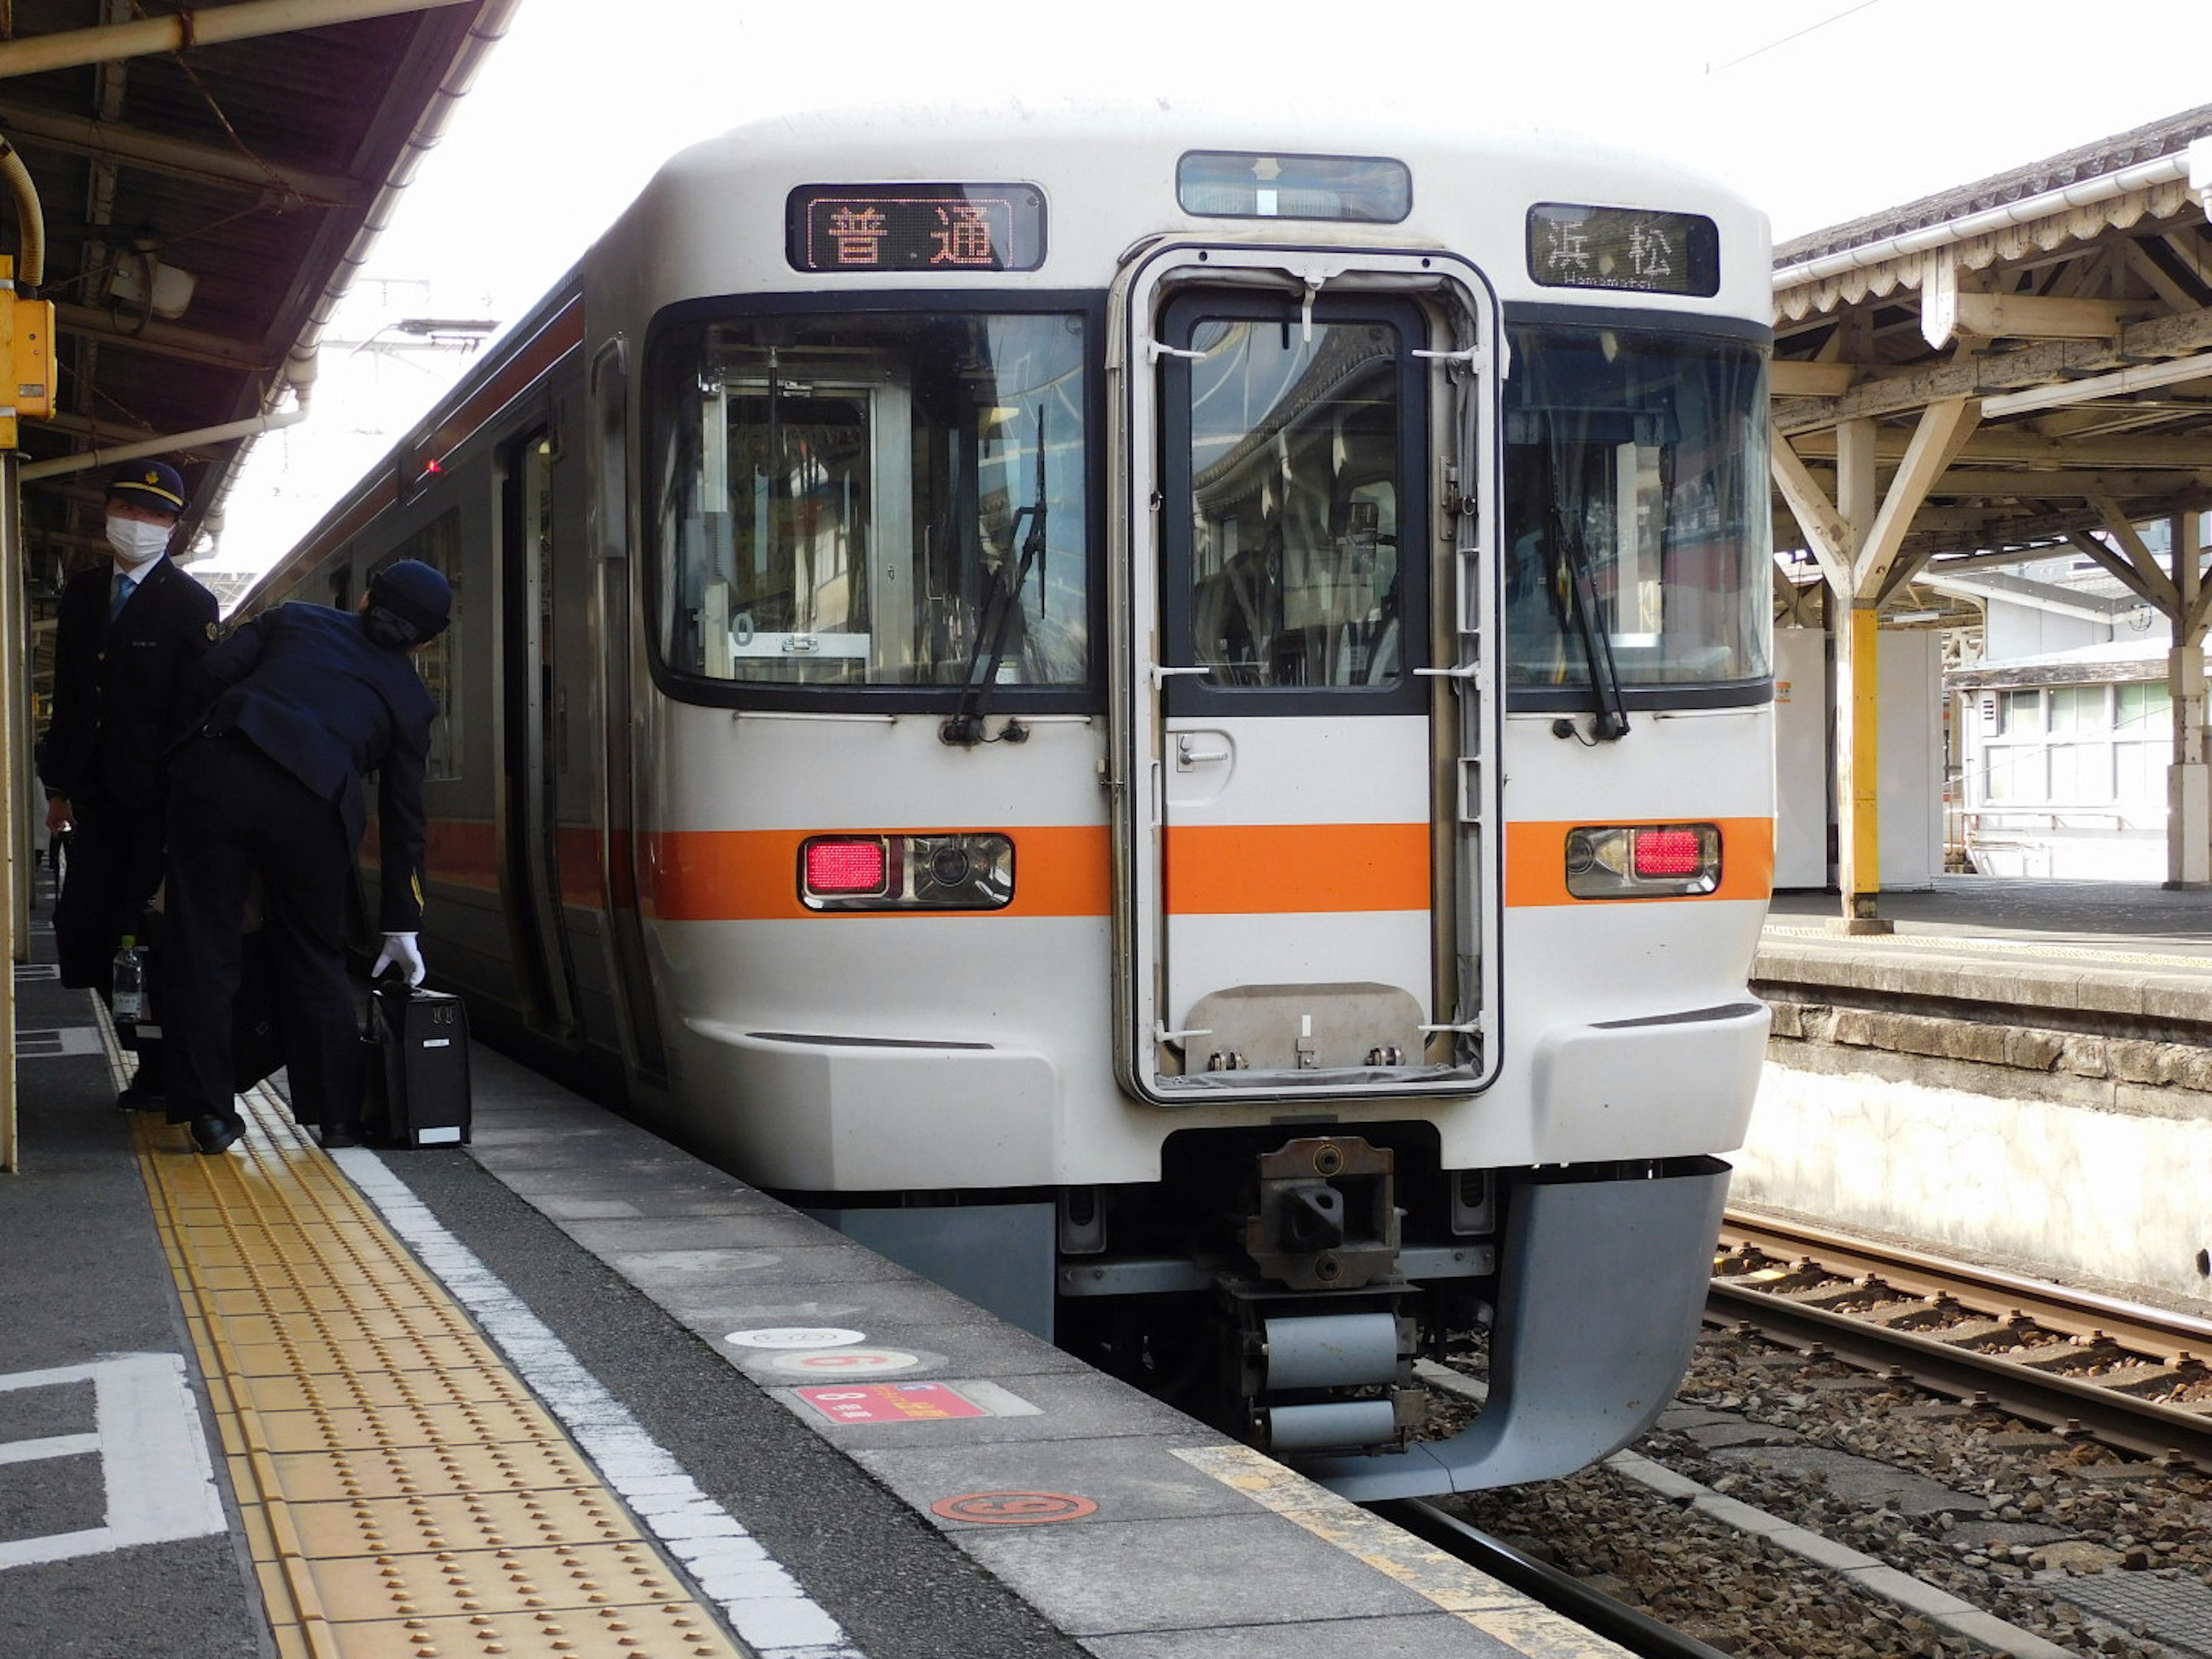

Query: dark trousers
[165,735,360,1131]
[52,785,165,991]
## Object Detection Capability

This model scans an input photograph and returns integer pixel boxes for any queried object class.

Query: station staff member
[38,462,218,1107]
[164,559,448,1154]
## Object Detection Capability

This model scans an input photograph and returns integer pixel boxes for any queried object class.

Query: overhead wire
[1705,0,1884,75]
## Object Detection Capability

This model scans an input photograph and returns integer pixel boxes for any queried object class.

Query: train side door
[499,425,585,1043]
[1118,252,1501,1102]
[589,338,668,1082]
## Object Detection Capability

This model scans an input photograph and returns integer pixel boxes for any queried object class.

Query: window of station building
[376,510,462,780]
[1977,680,2171,812]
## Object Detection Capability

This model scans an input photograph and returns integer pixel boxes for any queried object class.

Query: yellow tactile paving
[1176,1444,1632,1658]
[128,1079,750,1659]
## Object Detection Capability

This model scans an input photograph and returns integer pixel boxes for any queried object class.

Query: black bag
[133,917,286,1093]
[362,980,471,1148]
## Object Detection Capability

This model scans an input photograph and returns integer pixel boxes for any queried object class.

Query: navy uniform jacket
[39,555,218,817]
[193,603,437,932]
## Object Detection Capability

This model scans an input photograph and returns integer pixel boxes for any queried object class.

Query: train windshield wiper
[941,406,1047,747]
[1552,507,1630,741]
[1544,414,1630,743]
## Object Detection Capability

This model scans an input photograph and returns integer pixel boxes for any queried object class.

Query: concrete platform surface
[5,925,1628,1659]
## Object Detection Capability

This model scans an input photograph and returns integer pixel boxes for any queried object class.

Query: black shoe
[191,1115,242,1155]
[320,1124,364,1150]
[116,1083,165,1112]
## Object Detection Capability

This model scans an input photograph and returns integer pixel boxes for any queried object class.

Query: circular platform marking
[761,1346,923,1377]
[931,1491,1099,1526]
[723,1327,866,1350]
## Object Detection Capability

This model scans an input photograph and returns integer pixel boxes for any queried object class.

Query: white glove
[373,931,427,987]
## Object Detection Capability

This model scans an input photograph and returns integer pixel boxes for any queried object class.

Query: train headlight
[1562,824,1721,899]
[800,832,1015,912]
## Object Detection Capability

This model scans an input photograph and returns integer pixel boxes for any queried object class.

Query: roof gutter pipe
[198,0,519,541]
[1774,137,2212,293]
[17,406,312,482]
[274,0,521,408]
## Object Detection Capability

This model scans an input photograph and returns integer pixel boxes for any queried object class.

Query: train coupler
[1243,1134,1399,1290]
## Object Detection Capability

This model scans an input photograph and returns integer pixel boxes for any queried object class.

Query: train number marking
[930,1491,1099,1525]
[797,1382,989,1424]
[723,1326,867,1350]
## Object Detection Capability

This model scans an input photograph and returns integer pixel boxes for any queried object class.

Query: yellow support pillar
[1834,602,1891,934]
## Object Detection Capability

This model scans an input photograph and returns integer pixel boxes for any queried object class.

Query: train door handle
[1176,733,1230,770]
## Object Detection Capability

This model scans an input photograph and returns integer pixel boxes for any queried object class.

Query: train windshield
[1501,323,1769,690]
[652,311,1089,687]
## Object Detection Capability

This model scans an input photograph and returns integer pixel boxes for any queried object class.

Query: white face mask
[106,515,172,567]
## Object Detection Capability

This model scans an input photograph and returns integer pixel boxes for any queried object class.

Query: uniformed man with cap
[37,461,218,1108]
[164,558,449,1154]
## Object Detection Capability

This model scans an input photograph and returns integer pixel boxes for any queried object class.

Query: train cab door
[499,425,586,1045]
[1116,250,1502,1103]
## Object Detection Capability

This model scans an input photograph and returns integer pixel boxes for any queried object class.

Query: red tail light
[1563,823,1722,898]
[804,837,887,895]
[798,832,1016,911]
[1633,828,1705,878]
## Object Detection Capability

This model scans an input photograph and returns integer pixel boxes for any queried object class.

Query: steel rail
[1708,1283,2212,1468]
[1722,1211,2212,1359]
[1376,1498,1738,1659]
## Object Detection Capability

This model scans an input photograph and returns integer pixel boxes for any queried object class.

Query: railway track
[1711,1211,2212,1467]
[1377,1499,1737,1659]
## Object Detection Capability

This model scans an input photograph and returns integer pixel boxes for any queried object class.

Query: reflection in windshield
[1181,318,1403,688]
[653,312,1089,687]
[1502,324,1768,689]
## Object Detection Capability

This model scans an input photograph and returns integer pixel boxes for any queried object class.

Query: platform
[3,927,1624,1658]
[1751,875,2212,1315]
[1768,874,2212,959]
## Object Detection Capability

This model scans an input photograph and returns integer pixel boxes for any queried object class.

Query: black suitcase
[363,981,471,1148]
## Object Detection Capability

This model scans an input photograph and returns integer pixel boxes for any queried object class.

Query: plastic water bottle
[112,936,148,1024]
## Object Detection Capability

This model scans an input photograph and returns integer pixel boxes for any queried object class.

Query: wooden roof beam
[1787,426,2212,469]
[54,302,273,373]
[1777,302,2212,433]
[1771,360,1859,397]
[1769,424,1855,596]
[1923,259,2133,349]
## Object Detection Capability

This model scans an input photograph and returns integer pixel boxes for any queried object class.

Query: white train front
[251,104,1777,1498]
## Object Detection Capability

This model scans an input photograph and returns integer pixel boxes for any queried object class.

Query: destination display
[787,183,1046,273]
[1527,203,1721,297]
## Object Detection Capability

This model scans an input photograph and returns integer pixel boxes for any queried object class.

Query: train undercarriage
[1053,1127,1731,1496]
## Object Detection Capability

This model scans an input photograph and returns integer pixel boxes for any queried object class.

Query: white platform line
[333,1147,865,1659]
[0,1353,226,1570]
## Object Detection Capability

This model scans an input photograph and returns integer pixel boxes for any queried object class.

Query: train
[238,103,1777,1499]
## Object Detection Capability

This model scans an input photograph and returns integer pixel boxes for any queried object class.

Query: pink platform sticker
[798,1382,990,1425]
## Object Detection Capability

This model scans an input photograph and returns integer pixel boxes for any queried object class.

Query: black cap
[367,559,452,642]
[107,461,187,516]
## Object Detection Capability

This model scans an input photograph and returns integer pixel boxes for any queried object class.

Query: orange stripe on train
[391,816,1774,918]
[1162,823,1430,915]
[639,827,1112,921]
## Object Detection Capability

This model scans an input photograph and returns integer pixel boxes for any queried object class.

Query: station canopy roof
[1771,105,2212,614]
[0,0,512,596]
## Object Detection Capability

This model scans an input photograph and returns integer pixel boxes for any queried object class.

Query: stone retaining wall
[1738,937,2212,1309]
